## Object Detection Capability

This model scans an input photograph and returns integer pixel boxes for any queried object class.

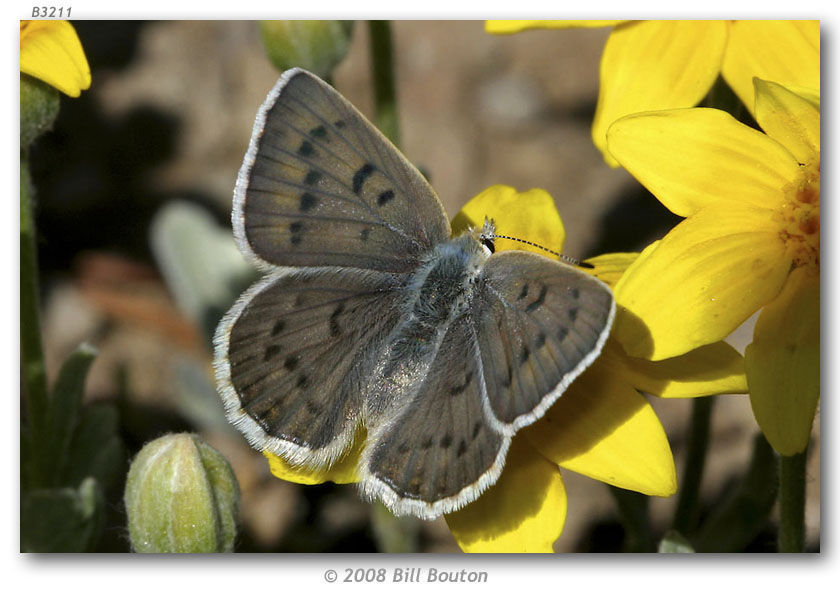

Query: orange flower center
[779,159,820,274]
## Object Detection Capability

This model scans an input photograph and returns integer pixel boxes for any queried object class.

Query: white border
[232,67,308,274]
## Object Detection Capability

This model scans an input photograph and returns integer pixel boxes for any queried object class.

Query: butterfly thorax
[405,233,489,329]
[365,234,489,418]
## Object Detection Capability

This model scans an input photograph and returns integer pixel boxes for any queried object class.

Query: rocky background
[28,20,819,552]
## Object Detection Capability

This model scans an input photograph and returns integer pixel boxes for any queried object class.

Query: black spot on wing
[500,364,512,388]
[298,140,315,157]
[299,192,318,212]
[352,163,375,194]
[263,345,281,361]
[518,283,529,300]
[457,439,468,457]
[329,303,345,337]
[289,221,304,246]
[525,284,547,313]
[377,189,395,206]
[271,320,285,336]
[309,124,328,139]
[449,371,473,396]
[304,170,322,185]
[284,355,299,370]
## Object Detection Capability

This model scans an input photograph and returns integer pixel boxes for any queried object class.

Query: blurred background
[27,20,818,552]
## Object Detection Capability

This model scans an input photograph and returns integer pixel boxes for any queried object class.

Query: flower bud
[20,74,59,148]
[124,433,239,553]
[259,20,354,79]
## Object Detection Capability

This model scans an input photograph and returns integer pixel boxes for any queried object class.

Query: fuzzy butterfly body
[214,68,615,519]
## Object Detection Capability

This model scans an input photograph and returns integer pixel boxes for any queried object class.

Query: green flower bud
[20,73,59,149]
[124,433,240,553]
[259,20,354,79]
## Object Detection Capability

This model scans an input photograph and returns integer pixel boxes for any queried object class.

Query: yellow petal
[607,107,801,216]
[594,20,727,167]
[745,267,820,456]
[585,252,640,287]
[263,432,365,485]
[445,438,566,553]
[614,205,793,360]
[601,338,748,398]
[784,85,821,110]
[20,20,91,97]
[452,185,565,259]
[754,79,821,165]
[485,20,621,34]
[722,20,820,115]
[527,365,676,496]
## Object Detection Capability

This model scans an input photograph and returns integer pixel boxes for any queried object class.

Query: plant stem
[673,396,715,533]
[778,448,808,552]
[20,157,49,489]
[610,486,654,552]
[367,20,400,147]
[370,502,419,553]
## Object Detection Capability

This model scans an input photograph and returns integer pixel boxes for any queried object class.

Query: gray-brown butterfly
[213,68,615,519]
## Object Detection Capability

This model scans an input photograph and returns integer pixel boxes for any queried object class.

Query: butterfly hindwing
[214,267,404,467]
[472,251,616,433]
[235,68,451,274]
[362,314,508,518]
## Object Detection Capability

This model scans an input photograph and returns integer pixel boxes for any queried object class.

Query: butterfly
[213,68,615,520]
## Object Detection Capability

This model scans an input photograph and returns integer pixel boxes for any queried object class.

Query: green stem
[778,448,807,552]
[20,156,50,489]
[672,396,715,534]
[609,486,654,552]
[370,502,419,553]
[367,20,400,147]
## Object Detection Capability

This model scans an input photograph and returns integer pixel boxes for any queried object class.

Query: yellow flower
[486,20,820,166]
[606,80,820,456]
[264,186,748,552]
[20,20,91,97]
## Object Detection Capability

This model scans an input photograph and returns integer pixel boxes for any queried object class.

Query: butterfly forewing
[236,68,451,273]
[216,268,404,467]
[472,251,615,432]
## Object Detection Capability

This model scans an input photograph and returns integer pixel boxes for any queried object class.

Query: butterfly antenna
[490,234,595,269]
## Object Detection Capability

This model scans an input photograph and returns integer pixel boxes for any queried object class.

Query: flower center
[779,159,820,274]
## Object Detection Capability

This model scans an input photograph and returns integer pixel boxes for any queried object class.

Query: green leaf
[658,530,695,553]
[21,478,105,552]
[45,342,98,486]
[150,201,256,345]
[694,433,778,552]
[172,357,237,434]
[63,404,125,493]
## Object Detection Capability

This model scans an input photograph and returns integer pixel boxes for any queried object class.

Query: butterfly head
[475,217,497,256]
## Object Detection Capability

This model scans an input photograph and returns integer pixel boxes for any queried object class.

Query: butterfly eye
[480,236,495,254]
